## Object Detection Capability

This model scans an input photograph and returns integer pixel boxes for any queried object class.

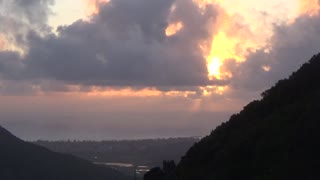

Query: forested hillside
[0,126,129,180]
[147,54,320,180]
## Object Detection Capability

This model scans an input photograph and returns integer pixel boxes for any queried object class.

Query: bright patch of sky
[49,0,87,30]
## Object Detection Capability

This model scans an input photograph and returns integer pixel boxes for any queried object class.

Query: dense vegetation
[146,53,320,180]
[34,137,198,167]
[0,126,129,180]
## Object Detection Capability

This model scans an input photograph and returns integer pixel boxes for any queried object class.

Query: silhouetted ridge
[0,125,20,143]
[148,53,320,180]
[0,126,129,180]
[0,125,14,137]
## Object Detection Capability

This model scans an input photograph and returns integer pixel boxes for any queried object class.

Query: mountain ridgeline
[0,126,129,180]
[146,54,320,180]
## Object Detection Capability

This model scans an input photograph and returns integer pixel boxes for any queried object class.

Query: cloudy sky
[0,0,319,140]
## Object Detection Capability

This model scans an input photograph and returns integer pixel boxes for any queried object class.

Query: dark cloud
[0,0,54,48]
[1,0,320,95]
[0,0,53,26]
[0,0,223,92]
[0,51,24,80]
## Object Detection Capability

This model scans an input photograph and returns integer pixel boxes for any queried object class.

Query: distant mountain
[148,53,320,180]
[0,126,128,180]
[34,137,199,167]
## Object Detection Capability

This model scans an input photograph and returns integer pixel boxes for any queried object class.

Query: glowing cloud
[166,21,184,36]
[201,85,228,96]
[299,0,320,16]
[0,33,24,54]
[0,34,7,50]
[84,0,110,16]
[262,66,271,72]
[86,88,162,97]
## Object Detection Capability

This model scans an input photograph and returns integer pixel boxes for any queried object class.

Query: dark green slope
[171,54,320,180]
[0,126,128,180]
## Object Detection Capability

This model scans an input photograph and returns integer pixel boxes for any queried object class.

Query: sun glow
[207,57,222,79]
[194,0,292,82]
[192,0,280,95]
[205,30,250,80]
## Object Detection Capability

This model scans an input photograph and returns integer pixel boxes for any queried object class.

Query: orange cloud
[84,0,110,16]
[165,21,184,36]
[84,88,199,98]
[0,34,7,50]
[86,88,162,97]
[299,0,320,16]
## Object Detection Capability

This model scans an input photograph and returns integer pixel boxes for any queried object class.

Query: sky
[0,0,320,140]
